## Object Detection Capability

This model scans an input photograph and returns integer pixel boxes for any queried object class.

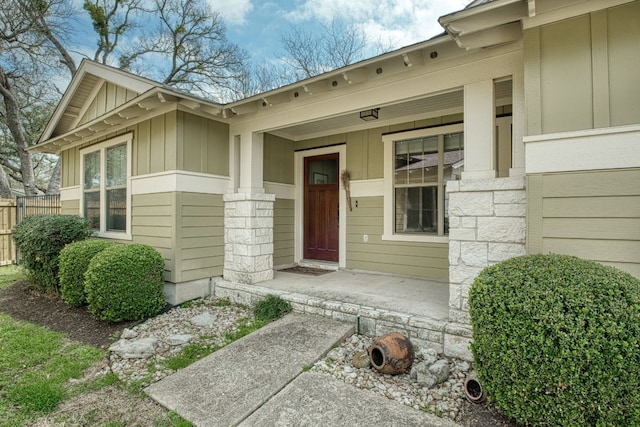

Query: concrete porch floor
[256,269,449,321]
[213,268,472,360]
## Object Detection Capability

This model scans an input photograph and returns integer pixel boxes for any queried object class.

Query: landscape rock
[351,350,370,369]
[327,347,348,361]
[415,359,450,387]
[109,337,158,359]
[190,313,218,327]
[121,328,138,339]
[417,347,438,365]
[167,334,194,346]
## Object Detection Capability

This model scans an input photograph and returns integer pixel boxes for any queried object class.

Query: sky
[206,0,470,65]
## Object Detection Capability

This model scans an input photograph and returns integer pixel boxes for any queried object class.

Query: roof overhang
[31,87,226,154]
[439,0,528,50]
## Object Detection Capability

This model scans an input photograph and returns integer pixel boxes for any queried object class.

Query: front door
[304,154,339,262]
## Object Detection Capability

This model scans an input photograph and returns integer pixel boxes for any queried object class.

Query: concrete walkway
[145,313,461,427]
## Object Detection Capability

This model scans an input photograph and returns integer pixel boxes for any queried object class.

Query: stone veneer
[223,193,276,284]
[445,176,527,358]
[213,279,452,356]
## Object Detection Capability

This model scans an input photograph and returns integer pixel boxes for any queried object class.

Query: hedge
[59,239,114,307]
[469,254,640,426]
[85,244,166,322]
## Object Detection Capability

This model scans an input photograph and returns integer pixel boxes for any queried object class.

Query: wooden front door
[304,154,339,262]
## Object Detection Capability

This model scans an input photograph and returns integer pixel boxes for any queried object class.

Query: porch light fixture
[360,108,379,121]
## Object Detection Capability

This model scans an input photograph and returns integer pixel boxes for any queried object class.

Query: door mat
[280,266,333,276]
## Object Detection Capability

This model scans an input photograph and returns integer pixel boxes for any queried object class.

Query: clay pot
[464,372,487,404]
[368,332,415,375]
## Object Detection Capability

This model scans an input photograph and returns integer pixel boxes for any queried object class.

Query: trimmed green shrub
[12,215,92,293]
[85,244,166,322]
[253,294,292,322]
[469,254,640,427]
[59,239,114,307]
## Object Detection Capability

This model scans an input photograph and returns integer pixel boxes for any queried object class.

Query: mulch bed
[0,281,136,349]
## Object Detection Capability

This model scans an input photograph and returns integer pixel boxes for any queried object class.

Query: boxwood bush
[59,239,114,307]
[469,254,640,427]
[85,244,166,322]
[12,215,92,293]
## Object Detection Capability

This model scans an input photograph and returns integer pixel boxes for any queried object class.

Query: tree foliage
[280,20,368,79]
[0,0,388,194]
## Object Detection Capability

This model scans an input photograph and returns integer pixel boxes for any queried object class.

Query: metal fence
[16,194,61,224]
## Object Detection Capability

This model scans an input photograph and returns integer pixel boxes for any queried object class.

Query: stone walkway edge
[213,279,473,360]
[145,313,355,427]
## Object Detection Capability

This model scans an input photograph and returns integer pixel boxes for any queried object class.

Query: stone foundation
[213,279,474,360]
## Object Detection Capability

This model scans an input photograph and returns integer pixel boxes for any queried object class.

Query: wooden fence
[0,199,16,266]
[0,195,62,266]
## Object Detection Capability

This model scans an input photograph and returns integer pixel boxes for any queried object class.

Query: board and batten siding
[525,1,640,135]
[175,192,224,283]
[131,192,176,282]
[264,134,294,184]
[77,82,138,126]
[274,198,294,267]
[346,197,449,280]
[176,111,229,176]
[61,110,230,185]
[527,169,640,278]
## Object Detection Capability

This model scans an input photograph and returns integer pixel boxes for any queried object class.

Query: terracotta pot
[464,372,487,404]
[368,332,415,375]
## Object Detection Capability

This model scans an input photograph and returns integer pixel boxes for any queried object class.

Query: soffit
[271,80,512,141]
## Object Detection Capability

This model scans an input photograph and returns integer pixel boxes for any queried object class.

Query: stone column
[223,192,275,284]
[444,176,526,359]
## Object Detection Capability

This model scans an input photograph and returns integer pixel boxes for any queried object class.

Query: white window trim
[80,133,133,240]
[382,123,463,243]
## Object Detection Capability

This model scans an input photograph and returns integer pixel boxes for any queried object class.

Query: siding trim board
[131,170,230,195]
[525,124,640,174]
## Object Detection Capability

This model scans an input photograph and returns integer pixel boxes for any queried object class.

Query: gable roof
[40,60,158,143]
[34,60,225,154]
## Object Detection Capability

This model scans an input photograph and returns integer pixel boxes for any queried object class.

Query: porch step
[297,259,339,271]
[213,277,473,361]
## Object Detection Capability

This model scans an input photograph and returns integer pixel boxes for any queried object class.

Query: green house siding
[61,199,79,215]
[78,82,138,126]
[132,192,176,282]
[527,168,640,278]
[174,192,224,282]
[176,111,229,176]
[346,197,449,280]
[274,198,294,267]
[525,1,640,135]
[61,110,230,186]
[264,134,294,184]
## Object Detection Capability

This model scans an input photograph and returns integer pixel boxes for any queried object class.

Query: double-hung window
[383,124,463,242]
[80,133,132,239]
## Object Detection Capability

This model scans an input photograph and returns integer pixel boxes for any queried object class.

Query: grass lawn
[0,265,190,426]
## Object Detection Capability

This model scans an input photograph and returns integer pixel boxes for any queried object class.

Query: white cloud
[207,0,254,25]
[286,0,470,49]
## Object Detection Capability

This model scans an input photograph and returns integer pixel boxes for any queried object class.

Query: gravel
[104,296,472,423]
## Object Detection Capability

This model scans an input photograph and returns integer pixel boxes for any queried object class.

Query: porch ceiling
[270,79,512,141]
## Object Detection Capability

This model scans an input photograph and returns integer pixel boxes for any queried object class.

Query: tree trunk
[0,70,37,196]
[0,163,13,198]
[46,156,61,194]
